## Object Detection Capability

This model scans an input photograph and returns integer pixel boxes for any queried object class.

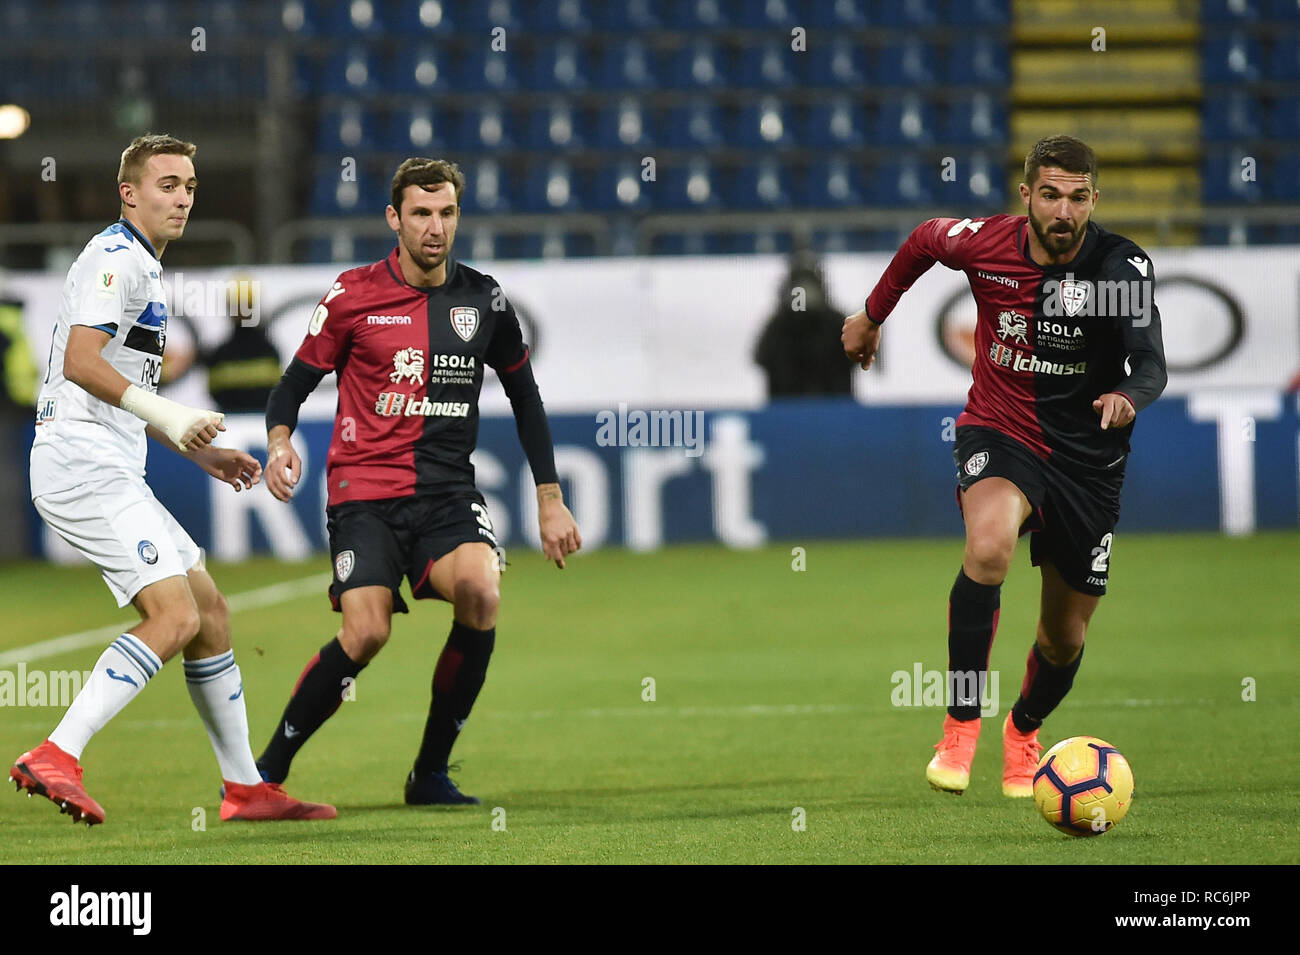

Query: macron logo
[1126,256,1149,277]
[367,315,412,325]
[50,885,151,936]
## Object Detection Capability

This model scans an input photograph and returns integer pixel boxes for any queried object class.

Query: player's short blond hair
[117,134,197,186]
[390,157,465,216]
[1023,135,1097,190]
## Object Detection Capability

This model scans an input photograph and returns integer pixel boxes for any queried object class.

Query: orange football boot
[220,780,337,821]
[1001,713,1042,797]
[11,739,106,825]
[926,714,981,794]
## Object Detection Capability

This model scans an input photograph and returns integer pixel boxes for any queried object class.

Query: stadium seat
[670,40,730,90]
[814,228,873,253]
[809,39,868,87]
[876,39,940,87]
[671,0,731,29]
[1270,94,1300,140]
[595,99,656,149]
[133,0,177,37]
[524,0,593,32]
[596,0,664,30]
[735,98,796,148]
[460,159,511,214]
[57,0,110,37]
[1270,33,1300,79]
[319,45,383,94]
[875,94,937,146]
[943,35,1009,85]
[1200,0,1264,21]
[598,39,660,89]
[650,233,714,256]
[1201,222,1266,245]
[384,105,453,152]
[734,0,801,27]
[729,231,794,255]
[325,0,387,35]
[593,160,654,211]
[944,93,1008,146]
[457,0,524,31]
[388,0,457,34]
[308,170,380,217]
[165,55,263,98]
[664,100,726,148]
[809,0,870,27]
[661,159,723,210]
[1272,155,1300,199]
[738,40,800,87]
[316,102,378,152]
[521,231,598,258]
[458,102,516,150]
[1271,0,1300,21]
[805,98,870,146]
[878,0,941,27]
[526,100,585,150]
[392,43,454,93]
[940,152,1001,209]
[1201,33,1264,82]
[530,39,592,90]
[871,158,938,207]
[1202,91,1264,141]
[731,159,794,209]
[523,160,582,212]
[803,157,868,207]
[1,0,37,38]
[459,46,522,91]
[1202,150,1266,203]
[942,0,1009,25]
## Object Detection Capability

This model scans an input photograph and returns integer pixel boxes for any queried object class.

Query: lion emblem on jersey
[996,310,1028,345]
[390,347,425,385]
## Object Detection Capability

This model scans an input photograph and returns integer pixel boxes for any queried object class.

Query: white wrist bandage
[120,384,224,450]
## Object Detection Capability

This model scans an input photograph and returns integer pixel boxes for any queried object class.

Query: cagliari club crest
[450,306,479,342]
[965,451,989,476]
[335,550,354,582]
[1060,279,1090,317]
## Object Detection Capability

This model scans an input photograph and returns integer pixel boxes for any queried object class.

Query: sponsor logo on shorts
[335,549,354,582]
[1086,576,1107,587]
[450,306,479,342]
[137,540,158,565]
[367,314,412,325]
[964,451,989,476]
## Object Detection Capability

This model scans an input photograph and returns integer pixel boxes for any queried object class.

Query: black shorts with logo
[325,484,500,613]
[953,426,1124,596]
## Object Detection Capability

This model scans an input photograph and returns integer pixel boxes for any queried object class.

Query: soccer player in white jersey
[12,134,335,824]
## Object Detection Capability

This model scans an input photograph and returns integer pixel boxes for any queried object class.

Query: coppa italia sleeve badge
[450,306,479,341]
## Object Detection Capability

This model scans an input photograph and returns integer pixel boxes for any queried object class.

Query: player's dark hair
[1023,135,1098,190]
[117,133,197,185]
[390,158,465,216]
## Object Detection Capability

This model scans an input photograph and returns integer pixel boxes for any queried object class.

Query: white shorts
[32,472,203,608]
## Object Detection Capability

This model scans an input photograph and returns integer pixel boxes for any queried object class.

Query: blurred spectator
[754,251,852,397]
[0,292,38,557]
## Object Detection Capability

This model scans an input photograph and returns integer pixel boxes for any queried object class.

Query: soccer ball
[1032,736,1134,837]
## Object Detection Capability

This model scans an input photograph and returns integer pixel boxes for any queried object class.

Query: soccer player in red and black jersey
[842,135,1167,797]
[256,158,581,805]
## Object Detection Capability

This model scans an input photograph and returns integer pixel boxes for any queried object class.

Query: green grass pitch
[1,532,1296,864]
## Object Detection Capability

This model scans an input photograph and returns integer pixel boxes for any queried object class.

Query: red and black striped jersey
[866,214,1168,473]
[292,249,531,505]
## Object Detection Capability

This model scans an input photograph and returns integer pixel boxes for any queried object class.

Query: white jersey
[30,219,170,496]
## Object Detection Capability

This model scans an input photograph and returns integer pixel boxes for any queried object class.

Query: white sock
[183,651,262,785]
[49,633,161,759]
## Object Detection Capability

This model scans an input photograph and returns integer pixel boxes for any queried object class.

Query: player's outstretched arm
[146,424,262,491]
[537,483,581,569]
[842,308,883,370]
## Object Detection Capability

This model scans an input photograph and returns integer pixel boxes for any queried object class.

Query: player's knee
[454,576,499,628]
[166,605,203,650]
[340,617,390,663]
[1037,620,1085,664]
[964,534,1014,583]
[200,589,230,633]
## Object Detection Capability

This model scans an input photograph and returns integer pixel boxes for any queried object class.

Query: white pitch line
[0,573,330,668]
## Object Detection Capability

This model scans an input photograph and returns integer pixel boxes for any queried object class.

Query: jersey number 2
[1090,533,1113,573]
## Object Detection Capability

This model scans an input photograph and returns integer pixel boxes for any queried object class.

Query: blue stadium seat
[1274,225,1300,243]
[598,39,660,89]
[595,99,656,149]
[876,39,940,87]
[459,47,522,91]
[1201,33,1264,81]
[596,0,664,29]
[664,100,726,148]
[735,0,802,28]
[1271,33,1300,79]
[671,0,731,29]
[384,105,453,152]
[875,94,937,146]
[1273,155,1300,199]
[525,101,585,150]
[1,0,38,38]
[165,55,265,98]
[731,159,794,209]
[809,0,870,27]
[458,0,525,31]
[729,231,794,255]
[392,43,454,93]
[522,231,598,258]
[871,159,938,207]
[1202,91,1264,141]
[661,159,723,210]
[1201,0,1264,21]
[943,0,1009,25]
[593,160,655,211]
[57,0,111,37]
[670,40,730,89]
[878,0,941,27]
[735,98,796,147]
[738,40,800,87]
[1201,223,1267,246]
[523,160,583,212]
[940,152,1002,208]
[389,0,457,34]
[1271,0,1300,20]
[944,35,1009,85]
[809,39,868,87]
[134,0,177,37]
[458,102,515,150]
[524,0,594,32]
[944,93,1008,146]
[805,98,870,146]
[814,228,873,253]
[319,45,383,94]
[325,0,387,35]
[1202,150,1266,202]
[650,233,714,256]
[279,0,325,36]
[309,170,380,216]
[316,103,378,152]
[1271,95,1300,139]
[530,39,592,90]
[803,157,868,207]
[461,159,512,214]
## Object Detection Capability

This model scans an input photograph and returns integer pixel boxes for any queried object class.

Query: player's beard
[1028,208,1086,260]
[404,234,451,274]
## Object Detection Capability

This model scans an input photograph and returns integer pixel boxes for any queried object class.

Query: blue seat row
[1202,32,1300,81]
[1203,151,1300,200]
[1202,91,1300,139]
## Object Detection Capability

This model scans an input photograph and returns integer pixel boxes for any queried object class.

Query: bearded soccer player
[257,158,581,805]
[13,134,334,824]
[842,135,1167,796]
